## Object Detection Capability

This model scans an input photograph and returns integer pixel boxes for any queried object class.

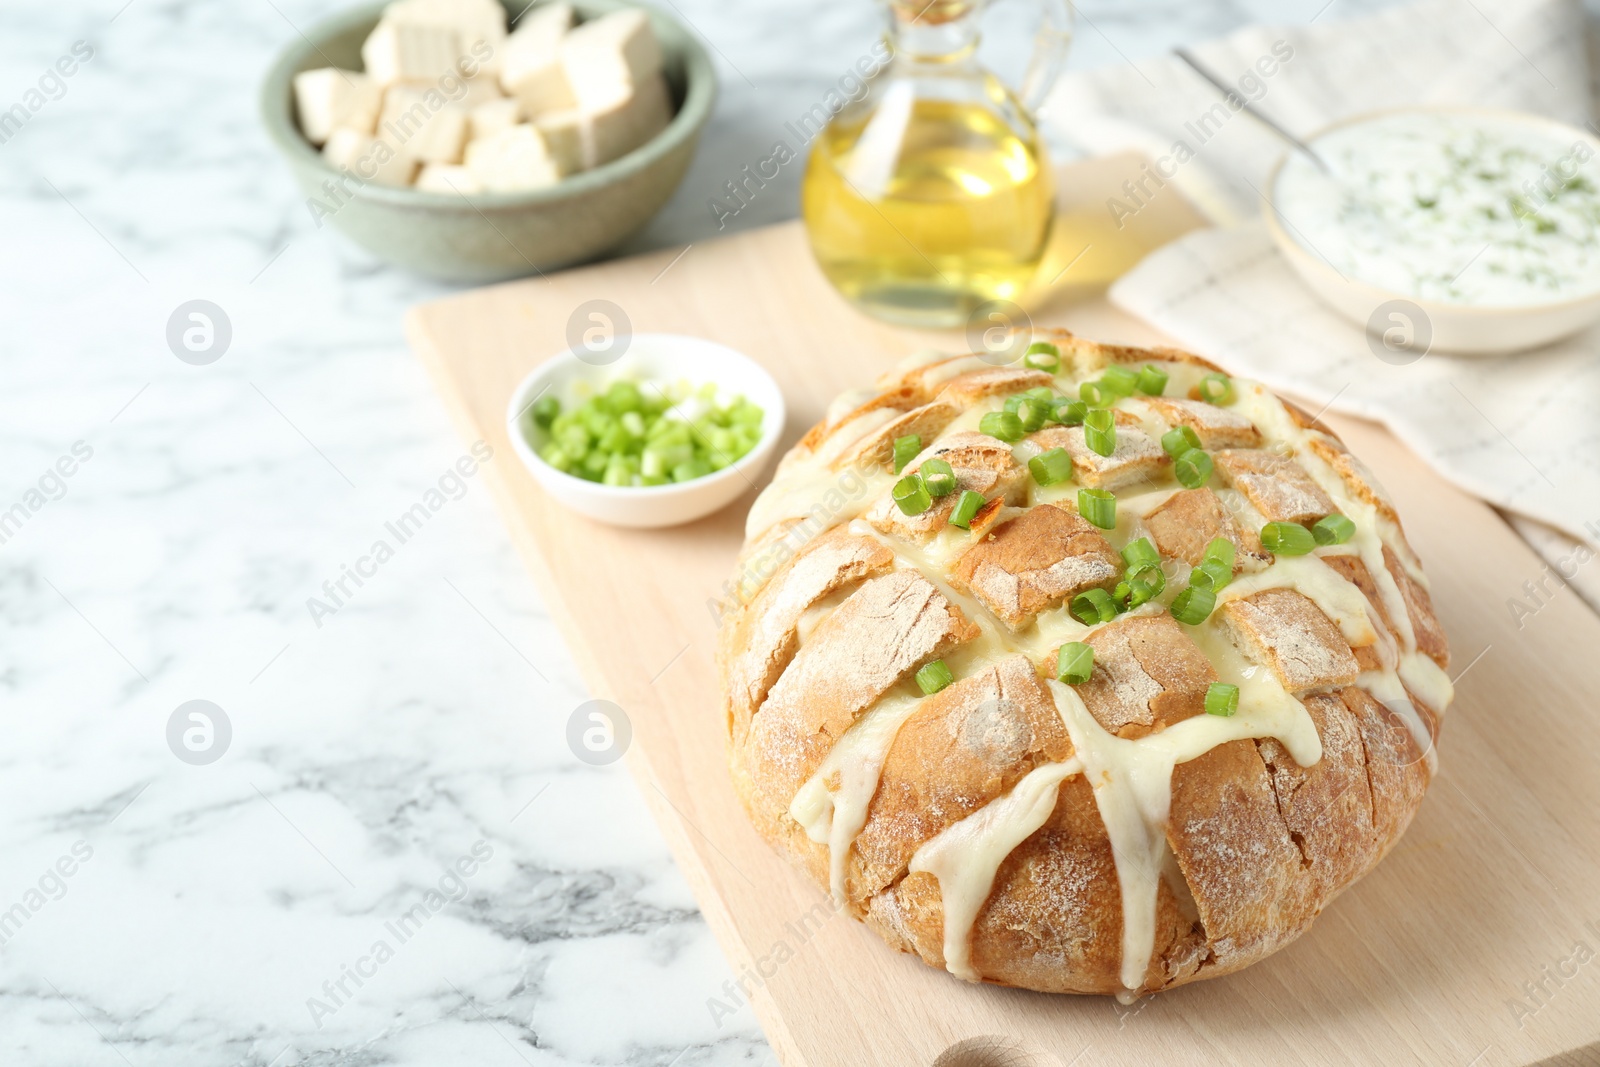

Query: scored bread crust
[716,330,1450,997]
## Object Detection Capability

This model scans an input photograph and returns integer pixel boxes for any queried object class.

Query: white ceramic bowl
[1263,106,1600,355]
[504,334,786,528]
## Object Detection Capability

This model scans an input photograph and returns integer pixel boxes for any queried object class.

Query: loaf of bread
[716,330,1451,999]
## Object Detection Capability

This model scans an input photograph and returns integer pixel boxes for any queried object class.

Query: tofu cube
[293,68,381,145]
[585,72,671,165]
[378,85,469,163]
[500,2,574,112]
[361,19,463,86]
[382,0,507,75]
[535,73,671,172]
[464,124,565,191]
[416,162,482,194]
[322,127,418,187]
[559,8,661,104]
[469,97,522,140]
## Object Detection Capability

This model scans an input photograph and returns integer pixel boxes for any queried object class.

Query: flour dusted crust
[717,330,1452,998]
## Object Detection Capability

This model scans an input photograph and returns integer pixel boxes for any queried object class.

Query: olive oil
[802,93,1055,327]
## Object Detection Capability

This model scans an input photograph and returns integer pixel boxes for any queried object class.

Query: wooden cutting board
[405,157,1600,1067]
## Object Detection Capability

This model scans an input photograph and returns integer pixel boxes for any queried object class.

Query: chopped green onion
[893,474,933,516]
[1313,513,1356,545]
[1161,425,1202,457]
[1028,447,1073,487]
[1173,447,1213,489]
[1190,557,1232,592]
[1121,537,1160,571]
[672,457,712,483]
[893,434,921,474]
[1116,564,1165,608]
[1051,398,1087,426]
[1080,380,1115,407]
[534,379,760,486]
[948,489,985,529]
[1056,642,1095,685]
[1205,682,1240,717]
[1016,398,1050,433]
[1261,521,1316,555]
[1198,373,1235,405]
[1070,587,1118,626]
[532,395,562,428]
[1023,342,1061,372]
[1100,365,1139,397]
[979,410,1025,443]
[919,458,956,498]
[1203,536,1235,570]
[1084,409,1116,457]
[1003,395,1024,414]
[1170,584,1217,625]
[916,659,954,695]
[1078,487,1116,529]
[1136,365,1169,396]
[1024,386,1055,401]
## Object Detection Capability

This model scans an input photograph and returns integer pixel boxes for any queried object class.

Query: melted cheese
[1048,642,1319,998]
[908,758,1083,980]
[745,461,891,540]
[790,690,925,904]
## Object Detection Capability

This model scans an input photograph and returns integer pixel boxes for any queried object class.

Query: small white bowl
[1264,106,1600,355]
[504,334,786,528]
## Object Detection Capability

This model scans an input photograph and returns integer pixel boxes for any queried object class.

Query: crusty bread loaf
[716,330,1451,999]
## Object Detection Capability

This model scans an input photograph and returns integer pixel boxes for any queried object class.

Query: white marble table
[0,2,1408,1064]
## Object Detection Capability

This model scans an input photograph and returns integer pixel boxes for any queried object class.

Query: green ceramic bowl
[261,0,715,282]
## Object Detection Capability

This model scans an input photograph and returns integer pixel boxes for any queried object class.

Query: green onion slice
[1203,536,1236,570]
[1052,398,1087,426]
[1121,537,1160,571]
[1173,447,1213,489]
[1136,365,1169,396]
[979,410,1025,443]
[916,659,954,695]
[1078,487,1116,529]
[1028,447,1073,487]
[1084,408,1116,457]
[1170,584,1217,625]
[920,458,956,498]
[1023,341,1061,372]
[1261,521,1316,555]
[1198,373,1235,405]
[1117,564,1165,608]
[948,489,985,529]
[1205,682,1240,717]
[532,395,562,428]
[1070,587,1118,626]
[1016,398,1050,433]
[893,433,921,474]
[1056,642,1095,685]
[893,474,933,516]
[1160,425,1202,457]
[1080,380,1114,407]
[1313,513,1356,545]
[1190,557,1232,592]
[1101,365,1139,397]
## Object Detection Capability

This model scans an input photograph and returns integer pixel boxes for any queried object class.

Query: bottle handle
[1012,0,1074,114]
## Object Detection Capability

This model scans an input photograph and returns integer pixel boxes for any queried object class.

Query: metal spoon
[1173,48,1332,174]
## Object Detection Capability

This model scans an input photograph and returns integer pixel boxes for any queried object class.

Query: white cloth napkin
[1044,0,1600,610]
